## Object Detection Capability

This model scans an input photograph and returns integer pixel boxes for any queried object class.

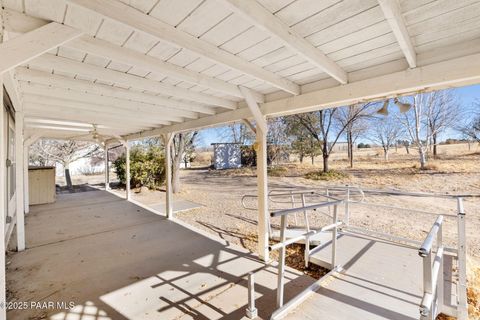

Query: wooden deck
[284,232,458,320]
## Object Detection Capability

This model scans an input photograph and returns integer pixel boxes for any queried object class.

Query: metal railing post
[422,251,433,319]
[246,272,258,319]
[332,204,338,269]
[345,186,350,226]
[419,215,444,319]
[457,198,468,320]
[326,188,331,215]
[290,191,298,225]
[276,214,287,308]
[437,223,444,315]
[301,193,310,268]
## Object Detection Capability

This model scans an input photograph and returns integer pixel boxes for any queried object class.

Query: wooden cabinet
[28,167,56,205]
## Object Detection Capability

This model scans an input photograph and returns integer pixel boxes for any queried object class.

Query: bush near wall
[113,146,166,189]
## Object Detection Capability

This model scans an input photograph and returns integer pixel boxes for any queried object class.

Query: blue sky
[196,84,480,147]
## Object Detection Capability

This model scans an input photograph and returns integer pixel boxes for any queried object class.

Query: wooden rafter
[0,22,82,73]
[16,68,213,116]
[30,54,237,109]
[222,0,348,84]
[378,0,416,68]
[66,0,300,95]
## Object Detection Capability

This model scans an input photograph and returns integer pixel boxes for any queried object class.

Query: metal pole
[302,193,310,268]
[246,272,258,319]
[326,188,330,215]
[437,223,443,315]
[290,191,298,225]
[422,251,433,319]
[332,204,338,268]
[276,215,287,308]
[457,198,468,320]
[345,186,350,226]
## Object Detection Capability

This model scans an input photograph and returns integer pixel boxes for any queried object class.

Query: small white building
[211,143,242,170]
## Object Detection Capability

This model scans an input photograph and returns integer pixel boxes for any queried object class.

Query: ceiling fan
[67,124,110,143]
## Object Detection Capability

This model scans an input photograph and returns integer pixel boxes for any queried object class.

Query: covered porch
[1,0,479,318]
[6,189,312,319]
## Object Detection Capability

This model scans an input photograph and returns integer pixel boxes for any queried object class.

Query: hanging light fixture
[376,99,389,116]
[394,97,412,113]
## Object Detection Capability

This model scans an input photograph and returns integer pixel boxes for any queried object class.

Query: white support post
[256,126,269,261]
[125,142,130,200]
[0,57,7,320]
[240,86,269,262]
[23,144,29,214]
[15,109,25,251]
[163,133,174,219]
[104,144,109,190]
[23,133,41,215]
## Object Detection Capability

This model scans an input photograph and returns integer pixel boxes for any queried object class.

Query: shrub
[357,143,371,149]
[241,145,256,166]
[113,146,166,189]
[268,166,288,177]
[304,170,348,181]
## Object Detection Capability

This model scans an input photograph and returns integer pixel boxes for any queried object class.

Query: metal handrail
[419,215,444,257]
[270,199,343,217]
[418,215,444,320]
[241,194,258,211]
[270,199,343,313]
[322,185,366,203]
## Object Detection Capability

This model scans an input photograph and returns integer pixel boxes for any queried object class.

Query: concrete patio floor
[6,190,312,320]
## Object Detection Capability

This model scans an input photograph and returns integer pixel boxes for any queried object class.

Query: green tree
[284,116,321,164]
[113,146,165,189]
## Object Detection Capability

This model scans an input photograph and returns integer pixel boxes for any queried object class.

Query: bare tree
[219,123,255,144]
[397,90,458,169]
[369,116,405,161]
[294,107,360,172]
[267,118,288,165]
[30,139,100,188]
[171,132,198,193]
[335,103,374,167]
[456,102,480,144]
[425,90,461,157]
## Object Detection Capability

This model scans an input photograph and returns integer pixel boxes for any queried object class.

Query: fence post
[457,198,468,320]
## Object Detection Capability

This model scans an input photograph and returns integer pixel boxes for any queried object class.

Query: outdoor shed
[212,143,242,170]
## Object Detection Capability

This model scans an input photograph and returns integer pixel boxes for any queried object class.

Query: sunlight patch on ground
[51,301,111,320]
